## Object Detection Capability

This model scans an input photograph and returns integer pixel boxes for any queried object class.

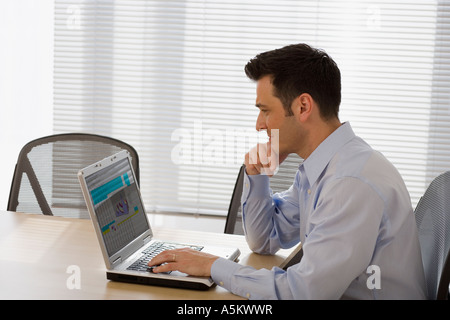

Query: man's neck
[298,119,342,160]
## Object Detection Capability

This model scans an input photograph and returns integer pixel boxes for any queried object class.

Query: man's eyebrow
[255,103,267,109]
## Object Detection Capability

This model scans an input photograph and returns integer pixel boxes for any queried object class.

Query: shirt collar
[300,122,356,187]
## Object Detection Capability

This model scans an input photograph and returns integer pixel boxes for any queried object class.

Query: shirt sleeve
[212,176,385,300]
[211,257,294,299]
[241,172,300,254]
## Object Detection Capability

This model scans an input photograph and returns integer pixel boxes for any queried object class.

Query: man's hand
[148,248,219,277]
[244,141,288,176]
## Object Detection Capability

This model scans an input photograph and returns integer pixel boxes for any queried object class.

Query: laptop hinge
[143,235,152,243]
[112,257,122,266]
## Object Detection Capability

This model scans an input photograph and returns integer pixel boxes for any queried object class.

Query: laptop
[78,150,240,290]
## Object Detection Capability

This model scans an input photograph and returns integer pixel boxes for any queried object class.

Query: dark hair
[244,43,341,119]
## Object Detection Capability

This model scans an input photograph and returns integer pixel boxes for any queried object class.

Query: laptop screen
[84,156,149,257]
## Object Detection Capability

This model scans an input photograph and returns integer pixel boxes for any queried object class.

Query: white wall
[0,0,54,209]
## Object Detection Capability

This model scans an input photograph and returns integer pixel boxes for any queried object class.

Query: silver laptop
[78,150,240,290]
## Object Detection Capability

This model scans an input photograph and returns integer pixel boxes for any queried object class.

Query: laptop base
[107,271,213,290]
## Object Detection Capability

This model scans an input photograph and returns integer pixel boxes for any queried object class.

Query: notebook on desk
[78,150,240,290]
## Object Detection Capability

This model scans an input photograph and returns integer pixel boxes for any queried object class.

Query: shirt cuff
[211,257,241,293]
[241,172,270,203]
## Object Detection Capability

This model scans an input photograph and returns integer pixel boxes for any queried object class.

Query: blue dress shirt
[211,122,426,299]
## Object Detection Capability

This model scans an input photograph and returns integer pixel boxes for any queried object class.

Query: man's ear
[295,93,314,122]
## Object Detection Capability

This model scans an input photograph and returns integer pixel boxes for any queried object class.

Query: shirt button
[219,281,224,286]
[307,189,311,195]
[246,293,251,298]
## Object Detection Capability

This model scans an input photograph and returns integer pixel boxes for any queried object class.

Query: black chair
[7,133,139,219]
[224,164,246,235]
[224,154,303,270]
[414,171,450,300]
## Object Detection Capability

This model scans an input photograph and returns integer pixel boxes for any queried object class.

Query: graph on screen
[85,157,149,256]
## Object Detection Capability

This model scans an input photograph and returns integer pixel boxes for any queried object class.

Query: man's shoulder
[332,138,408,200]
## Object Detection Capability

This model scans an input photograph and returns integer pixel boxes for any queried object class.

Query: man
[149,43,426,299]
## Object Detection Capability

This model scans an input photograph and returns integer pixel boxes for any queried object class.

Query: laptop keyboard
[127,241,203,272]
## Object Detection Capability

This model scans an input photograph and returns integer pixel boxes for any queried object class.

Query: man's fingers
[257,142,278,176]
[257,143,270,166]
[148,248,217,277]
[150,262,177,274]
[245,140,283,176]
[245,146,263,175]
[149,248,181,264]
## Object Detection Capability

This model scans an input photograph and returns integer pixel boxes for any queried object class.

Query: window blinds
[54,0,450,215]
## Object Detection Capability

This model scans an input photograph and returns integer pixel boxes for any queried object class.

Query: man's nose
[255,111,267,131]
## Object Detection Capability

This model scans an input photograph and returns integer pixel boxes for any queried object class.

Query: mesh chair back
[414,171,450,299]
[7,133,139,219]
[225,153,301,235]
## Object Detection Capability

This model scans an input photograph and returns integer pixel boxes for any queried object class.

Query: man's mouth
[257,129,269,144]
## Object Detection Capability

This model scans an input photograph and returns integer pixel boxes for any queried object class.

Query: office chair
[414,171,450,300]
[7,133,139,219]
[224,154,303,270]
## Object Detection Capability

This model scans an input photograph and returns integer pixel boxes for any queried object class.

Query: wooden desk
[0,211,290,300]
